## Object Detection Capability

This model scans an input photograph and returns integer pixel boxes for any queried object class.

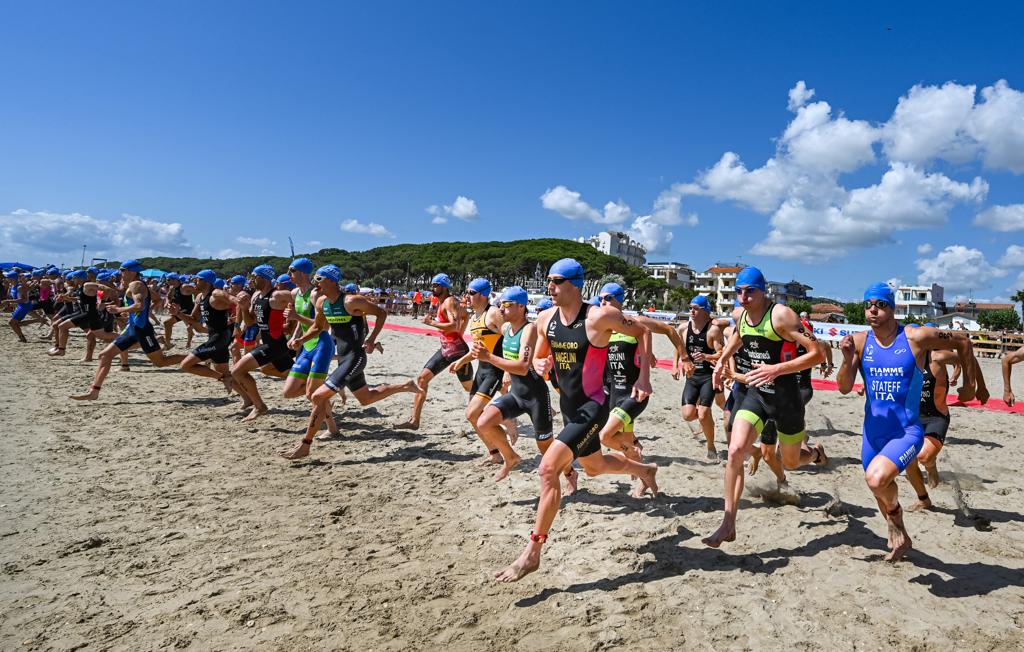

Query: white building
[578,231,647,267]
[895,283,945,321]
[694,263,744,314]
[643,262,694,289]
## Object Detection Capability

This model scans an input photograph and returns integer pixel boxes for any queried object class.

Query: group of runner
[3,255,1018,578]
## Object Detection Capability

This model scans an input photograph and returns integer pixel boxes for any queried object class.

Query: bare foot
[392,419,420,430]
[976,386,990,405]
[628,479,647,499]
[884,507,912,562]
[701,520,737,548]
[241,405,268,422]
[480,453,502,466]
[812,443,829,467]
[120,365,131,372]
[315,429,342,441]
[79,357,93,363]
[279,440,311,460]
[924,460,940,488]
[494,549,540,582]
[220,375,233,394]
[163,342,175,351]
[493,453,522,482]
[635,463,659,497]
[706,447,718,460]
[47,348,65,357]
[748,448,762,476]
[907,498,932,512]
[563,467,579,496]
[70,388,99,401]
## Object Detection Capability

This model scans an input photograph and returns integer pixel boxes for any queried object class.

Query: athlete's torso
[860,326,923,430]
[606,332,640,392]
[470,306,502,368]
[502,322,548,397]
[737,305,794,393]
[322,293,365,356]
[546,304,607,408]
[919,351,949,418]
[252,291,287,341]
[686,319,715,375]
[200,291,229,335]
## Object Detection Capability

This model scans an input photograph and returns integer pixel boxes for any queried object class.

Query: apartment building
[895,283,945,321]
[643,261,695,289]
[578,231,647,267]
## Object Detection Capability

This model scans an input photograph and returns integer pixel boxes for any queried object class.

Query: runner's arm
[836,332,864,394]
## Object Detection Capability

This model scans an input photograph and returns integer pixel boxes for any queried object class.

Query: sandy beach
[2,316,1023,651]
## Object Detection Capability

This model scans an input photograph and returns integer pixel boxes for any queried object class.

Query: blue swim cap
[863,282,895,308]
[599,282,625,304]
[289,258,314,274]
[213,279,226,289]
[71,270,88,280]
[431,273,452,289]
[467,277,491,297]
[47,267,59,275]
[587,296,602,306]
[87,266,99,275]
[230,275,246,286]
[500,286,529,306]
[315,264,342,283]
[548,258,585,289]
[537,297,553,310]
[31,269,43,277]
[96,271,113,281]
[120,259,145,273]
[690,294,712,312]
[344,282,358,293]
[276,274,295,289]
[166,272,180,281]
[735,266,766,291]
[195,269,218,285]
[4,271,17,279]
[251,264,276,281]
[924,322,937,328]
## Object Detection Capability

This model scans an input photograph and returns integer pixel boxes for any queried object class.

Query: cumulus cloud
[0,208,193,263]
[967,80,1024,173]
[974,203,1024,231]
[916,245,1006,295]
[787,80,815,112]
[425,196,479,223]
[882,82,977,164]
[217,248,242,259]
[782,100,878,173]
[540,186,605,223]
[628,215,673,255]
[340,219,395,239]
[917,243,933,255]
[998,244,1024,268]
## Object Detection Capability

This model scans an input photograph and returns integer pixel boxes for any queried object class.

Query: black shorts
[250,338,295,372]
[610,388,648,431]
[734,379,806,446]
[799,382,813,406]
[471,363,503,400]
[325,350,368,392]
[114,321,161,354]
[921,414,950,445]
[33,299,56,315]
[71,312,104,331]
[556,399,609,459]
[490,391,554,440]
[193,330,232,365]
[424,345,473,382]
[100,311,115,333]
[682,373,719,407]
[55,304,76,320]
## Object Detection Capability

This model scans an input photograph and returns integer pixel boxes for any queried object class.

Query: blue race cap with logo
[863,282,895,308]
[467,277,491,297]
[230,275,246,286]
[196,269,218,285]
[500,286,529,306]
[315,264,342,283]
[251,264,276,280]
[537,297,553,310]
[690,294,712,312]
[431,273,452,289]
[120,259,145,273]
[548,258,585,289]
[289,258,314,274]
[599,282,625,303]
[344,282,358,293]
[276,273,295,289]
[735,266,766,291]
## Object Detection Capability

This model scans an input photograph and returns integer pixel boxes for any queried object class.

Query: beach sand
[1,317,1022,650]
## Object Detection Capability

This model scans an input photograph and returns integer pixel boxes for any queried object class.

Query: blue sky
[2,1,1022,302]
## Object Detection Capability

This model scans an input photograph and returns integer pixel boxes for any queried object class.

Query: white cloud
[916,245,1006,294]
[602,199,633,224]
[306,240,322,248]
[680,153,791,214]
[685,213,699,227]
[0,209,193,263]
[967,80,1024,173]
[917,243,933,255]
[340,219,395,239]
[998,244,1024,268]
[236,236,276,248]
[974,203,1024,231]
[446,196,479,221]
[843,163,987,227]
[540,186,604,223]
[628,215,673,255]
[782,100,878,173]
[217,248,242,258]
[787,81,815,112]
[887,277,903,289]
[431,216,447,225]
[882,82,977,165]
